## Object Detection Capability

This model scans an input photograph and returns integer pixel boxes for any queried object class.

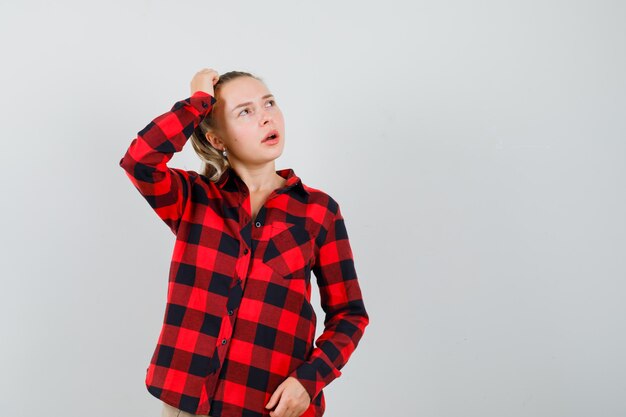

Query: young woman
[119,68,369,417]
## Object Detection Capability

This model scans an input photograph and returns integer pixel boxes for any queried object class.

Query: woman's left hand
[265,376,311,417]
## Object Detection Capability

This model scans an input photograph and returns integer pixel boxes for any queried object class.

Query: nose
[259,107,273,125]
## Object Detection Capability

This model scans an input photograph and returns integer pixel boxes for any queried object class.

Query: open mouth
[263,131,279,142]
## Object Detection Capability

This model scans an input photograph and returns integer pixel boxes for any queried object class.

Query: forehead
[219,77,271,107]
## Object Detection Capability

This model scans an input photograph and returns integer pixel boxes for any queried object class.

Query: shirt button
[255,221,261,227]
[243,248,249,255]
[221,339,227,345]
[228,309,234,316]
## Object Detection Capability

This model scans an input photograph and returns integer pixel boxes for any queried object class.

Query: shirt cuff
[288,351,342,402]
[189,90,217,111]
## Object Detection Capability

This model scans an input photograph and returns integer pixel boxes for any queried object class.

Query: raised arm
[118,69,219,234]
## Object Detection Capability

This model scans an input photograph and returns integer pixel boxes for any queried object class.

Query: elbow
[325,299,369,329]
[119,152,133,173]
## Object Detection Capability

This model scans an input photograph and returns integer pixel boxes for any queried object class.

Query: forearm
[118,91,216,233]
[290,298,369,401]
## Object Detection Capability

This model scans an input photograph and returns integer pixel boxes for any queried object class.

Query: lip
[262,129,280,143]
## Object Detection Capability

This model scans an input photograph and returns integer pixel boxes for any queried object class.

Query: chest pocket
[262,222,313,280]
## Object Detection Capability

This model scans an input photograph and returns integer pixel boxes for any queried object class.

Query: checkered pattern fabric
[118,91,369,417]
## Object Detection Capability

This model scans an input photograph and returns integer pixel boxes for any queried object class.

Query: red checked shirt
[118,91,369,417]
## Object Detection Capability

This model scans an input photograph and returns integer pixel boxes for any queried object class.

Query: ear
[204,130,225,151]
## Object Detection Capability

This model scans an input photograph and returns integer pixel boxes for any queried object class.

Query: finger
[266,385,283,409]
[272,401,289,417]
[289,406,301,417]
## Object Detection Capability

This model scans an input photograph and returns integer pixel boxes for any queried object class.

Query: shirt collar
[216,166,309,196]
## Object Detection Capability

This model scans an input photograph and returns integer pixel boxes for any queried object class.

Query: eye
[238,100,275,117]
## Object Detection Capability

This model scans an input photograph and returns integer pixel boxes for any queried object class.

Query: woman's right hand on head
[190,68,220,97]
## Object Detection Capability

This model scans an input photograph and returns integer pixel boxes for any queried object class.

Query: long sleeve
[119,91,216,234]
[288,199,370,401]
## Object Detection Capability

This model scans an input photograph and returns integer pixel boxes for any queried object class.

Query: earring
[222,148,228,158]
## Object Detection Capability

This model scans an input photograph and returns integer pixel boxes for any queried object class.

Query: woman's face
[208,76,285,167]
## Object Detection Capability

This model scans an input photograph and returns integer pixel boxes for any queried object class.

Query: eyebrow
[231,94,275,112]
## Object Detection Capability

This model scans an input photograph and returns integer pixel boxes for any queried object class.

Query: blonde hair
[189,71,264,182]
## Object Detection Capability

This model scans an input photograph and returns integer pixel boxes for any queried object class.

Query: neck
[229,161,284,192]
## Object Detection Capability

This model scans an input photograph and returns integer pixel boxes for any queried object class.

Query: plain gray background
[1,0,625,416]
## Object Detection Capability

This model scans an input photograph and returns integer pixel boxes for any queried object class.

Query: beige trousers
[161,401,214,417]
